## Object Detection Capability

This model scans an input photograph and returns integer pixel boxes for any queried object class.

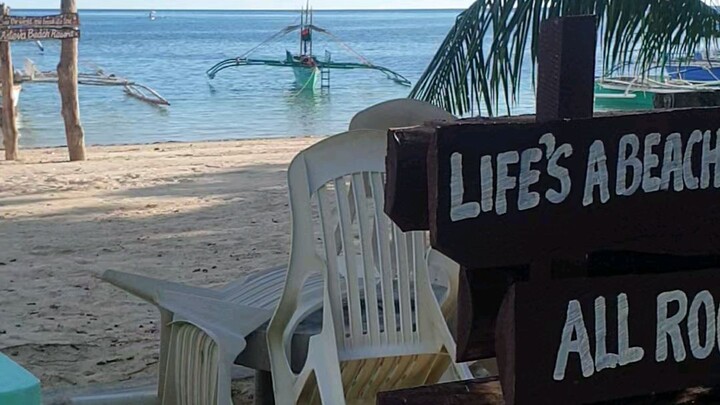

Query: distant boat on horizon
[149,10,157,20]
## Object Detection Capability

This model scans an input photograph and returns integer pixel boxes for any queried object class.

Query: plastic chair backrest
[286,129,444,360]
[348,98,455,131]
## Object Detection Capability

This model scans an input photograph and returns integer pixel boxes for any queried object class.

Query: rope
[312,26,374,66]
[290,67,318,97]
[237,15,302,59]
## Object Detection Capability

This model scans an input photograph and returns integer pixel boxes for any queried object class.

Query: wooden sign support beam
[0,3,18,161]
[57,0,85,161]
[0,5,82,161]
[536,15,596,122]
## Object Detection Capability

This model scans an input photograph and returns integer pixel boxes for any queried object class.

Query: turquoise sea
[11,9,536,147]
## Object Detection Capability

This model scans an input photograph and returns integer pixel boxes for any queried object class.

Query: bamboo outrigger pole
[58,0,85,161]
[0,4,18,160]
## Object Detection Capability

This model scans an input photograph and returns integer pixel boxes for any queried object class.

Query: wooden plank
[0,4,18,161]
[496,267,720,404]
[385,126,435,231]
[377,377,503,405]
[455,266,526,362]
[0,13,79,27]
[378,378,720,404]
[427,107,720,271]
[384,116,538,232]
[0,27,79,41]
[536,15,596,122]
[58,0,85,161]
[454,250,720,364]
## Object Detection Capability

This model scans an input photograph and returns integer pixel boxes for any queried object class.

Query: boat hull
[292,66,320,91]
[594,82,655,110]
[666,64,720,82]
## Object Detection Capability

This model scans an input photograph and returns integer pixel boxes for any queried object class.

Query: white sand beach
[0,137,321,402]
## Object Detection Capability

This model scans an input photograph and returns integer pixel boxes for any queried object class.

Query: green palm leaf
[411,0,720,117]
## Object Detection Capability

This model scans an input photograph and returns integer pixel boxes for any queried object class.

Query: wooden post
[57,0,85,161]
[0,4,18,161]
[536,15,596,122]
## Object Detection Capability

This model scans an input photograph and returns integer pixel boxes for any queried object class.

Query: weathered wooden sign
[0,12,79,42]
[428,107,720,270]
[381,14,720,405]
[498,267,720,404]
[0,13,78,27]
[0,27,78,41]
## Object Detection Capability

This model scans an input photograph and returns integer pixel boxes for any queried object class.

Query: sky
[12,0,475,10]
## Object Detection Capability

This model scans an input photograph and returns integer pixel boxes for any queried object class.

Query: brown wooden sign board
[0,13,79,27]
[0,27,79,42]
[428,107,720,271]
[383,14,720,405]
[454,252,720,363]
[497,267,720,404]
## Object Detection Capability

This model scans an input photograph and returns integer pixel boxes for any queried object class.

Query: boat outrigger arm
[205,20,411,87]
[207,56,411,86]
[17,59,170,106]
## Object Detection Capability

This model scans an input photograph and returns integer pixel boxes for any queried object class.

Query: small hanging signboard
[0,12,79,42]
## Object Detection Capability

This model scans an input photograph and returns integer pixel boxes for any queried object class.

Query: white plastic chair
[348,98,459,323]
[348,98,455,131]
[101,129,464,405]
[267,129,473,405]
[103,267,325,405]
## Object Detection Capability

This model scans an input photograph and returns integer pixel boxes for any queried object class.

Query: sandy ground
[0,137,321,403]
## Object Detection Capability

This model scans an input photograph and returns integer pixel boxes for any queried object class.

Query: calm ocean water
[12,9,537,147]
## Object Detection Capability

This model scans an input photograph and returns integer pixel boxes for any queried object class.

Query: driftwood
[57,0,85,161]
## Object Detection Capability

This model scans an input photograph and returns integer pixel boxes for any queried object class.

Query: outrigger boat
[664,50,720,82]
[17,59,169,106]
[206,5,411,91]
[595,75,720,110]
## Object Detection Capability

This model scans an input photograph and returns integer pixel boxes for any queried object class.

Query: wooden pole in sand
[57,0,85,161]
[0,4,19,161]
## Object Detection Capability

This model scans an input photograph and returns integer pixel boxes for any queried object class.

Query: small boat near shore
[666,62,720,82]
[17,59,169,106]
[666,52,720,82]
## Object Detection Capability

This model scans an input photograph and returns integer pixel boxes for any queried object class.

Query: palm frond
[411,0,720,117]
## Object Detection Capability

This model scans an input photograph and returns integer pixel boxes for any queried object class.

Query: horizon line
[13,7,467,11]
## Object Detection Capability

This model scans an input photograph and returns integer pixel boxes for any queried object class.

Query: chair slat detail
[334,177,365,345]
[352,172,382,344]
[393,226,413,343]
[371,172,398,344]
[317,185,347,343]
